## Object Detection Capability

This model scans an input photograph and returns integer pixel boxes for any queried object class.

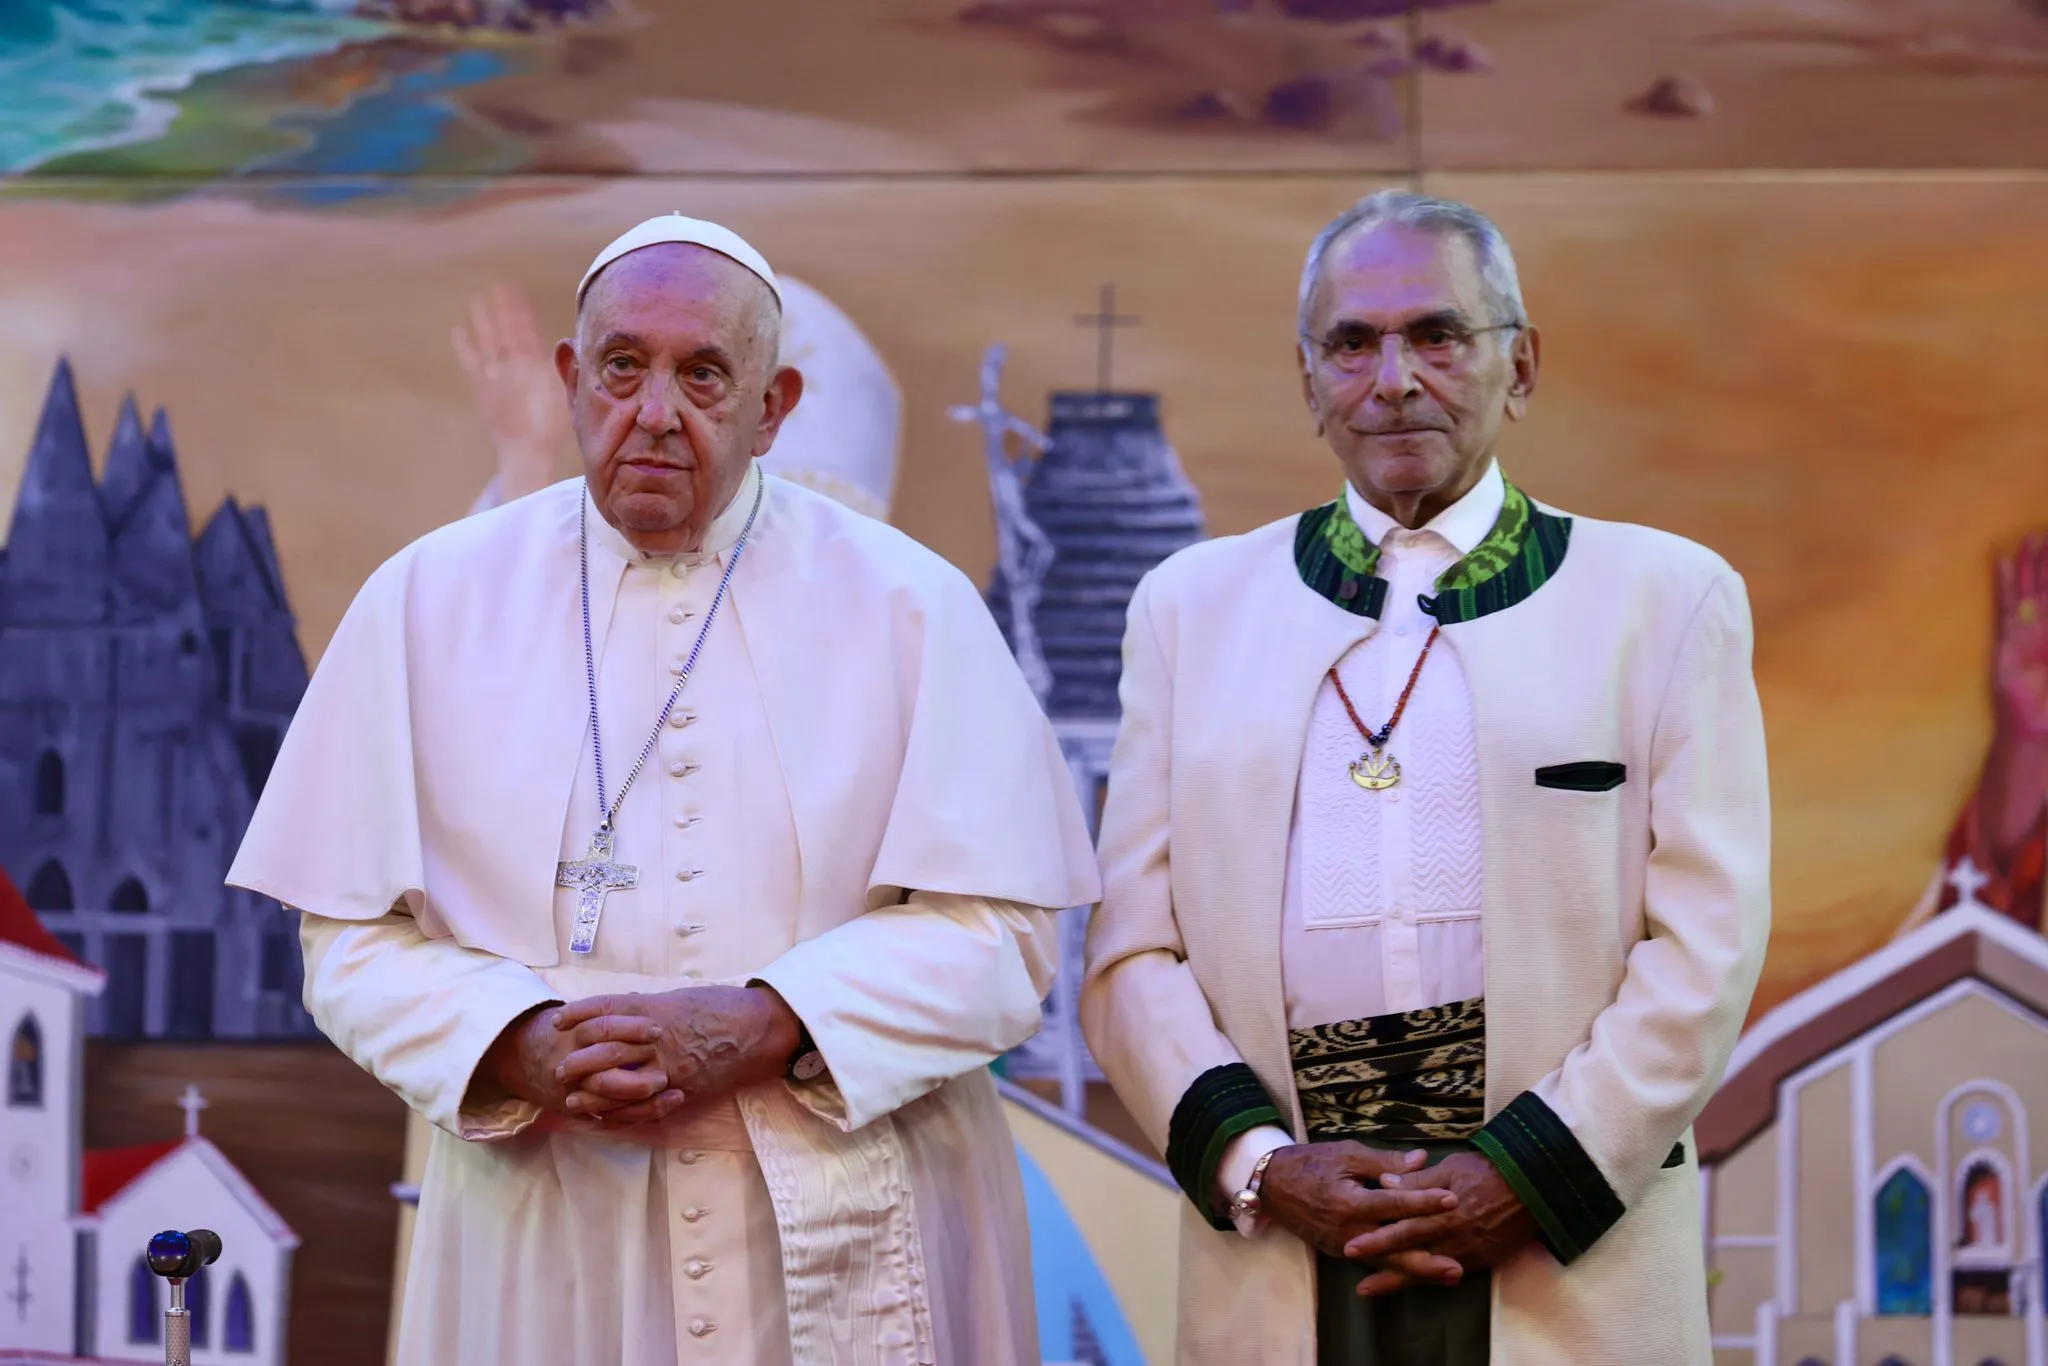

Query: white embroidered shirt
[1219,461,1502,1221]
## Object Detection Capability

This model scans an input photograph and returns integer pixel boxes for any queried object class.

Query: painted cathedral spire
[104,393,204,624]
[0,360,315,1042]
[0,359,108,624]
[98,394,153,522]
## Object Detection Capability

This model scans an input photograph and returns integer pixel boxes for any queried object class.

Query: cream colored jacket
[1082,486,1771,1366]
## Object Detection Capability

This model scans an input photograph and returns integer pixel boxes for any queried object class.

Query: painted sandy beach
[10,0,2043,185]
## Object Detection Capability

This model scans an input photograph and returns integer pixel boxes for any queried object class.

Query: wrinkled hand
[1260,1142,1463,1294]
[1346,1151,1537,1290]
[552,986,803,1126]
[469,1003,669,1118]
[451,283,571,502]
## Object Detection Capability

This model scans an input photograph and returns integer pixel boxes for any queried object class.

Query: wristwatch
[1228,1147,1281,1232]
[787,1022,826,1082]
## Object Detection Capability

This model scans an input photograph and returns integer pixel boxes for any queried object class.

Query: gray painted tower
[962,316,1206,1108]
[0,361,314,1040]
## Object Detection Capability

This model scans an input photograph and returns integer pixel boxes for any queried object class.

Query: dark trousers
[1310,1139,1490,1366]
[1314,1254,1491,1366]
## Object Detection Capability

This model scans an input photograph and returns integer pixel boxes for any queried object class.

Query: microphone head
[146,1230,192,1277]
[188,1230,222,1267]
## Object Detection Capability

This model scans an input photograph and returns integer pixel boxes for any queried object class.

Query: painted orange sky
[3,169,2043,1016]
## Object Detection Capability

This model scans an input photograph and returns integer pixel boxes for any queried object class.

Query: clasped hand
[1261,1143,1537,1298]
[479,985,802,1127]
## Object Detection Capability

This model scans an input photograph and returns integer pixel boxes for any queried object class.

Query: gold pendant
[1350,748,1401,791]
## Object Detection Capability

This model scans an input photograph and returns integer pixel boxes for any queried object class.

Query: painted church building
[0,870,297,1365]
[1699,900,2048,1366]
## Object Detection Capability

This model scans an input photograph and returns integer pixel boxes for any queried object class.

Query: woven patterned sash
[1289,996,1487,1144]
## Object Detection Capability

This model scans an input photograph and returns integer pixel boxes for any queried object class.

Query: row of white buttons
[660,683,706,939]
[676,1150,716,1339]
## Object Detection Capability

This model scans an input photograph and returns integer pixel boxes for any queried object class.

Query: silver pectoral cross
[558,825,639,954]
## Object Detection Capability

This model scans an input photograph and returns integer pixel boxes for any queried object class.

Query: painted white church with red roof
[0,871,297,1365]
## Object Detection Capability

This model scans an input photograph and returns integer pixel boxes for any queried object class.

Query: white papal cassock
[227,463,1100,1366]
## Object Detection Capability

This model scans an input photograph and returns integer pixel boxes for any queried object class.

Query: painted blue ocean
[0,0,393,171]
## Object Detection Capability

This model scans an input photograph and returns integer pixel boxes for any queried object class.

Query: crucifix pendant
[1350,748,1402,791]
[558,825,639,955]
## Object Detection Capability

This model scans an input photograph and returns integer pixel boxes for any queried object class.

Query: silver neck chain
[579,476,764,832]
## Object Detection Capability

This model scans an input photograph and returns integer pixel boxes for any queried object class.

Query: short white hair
[1298,189,1528,334]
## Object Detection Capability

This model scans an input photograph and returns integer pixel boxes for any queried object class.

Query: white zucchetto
[577,213,782,307]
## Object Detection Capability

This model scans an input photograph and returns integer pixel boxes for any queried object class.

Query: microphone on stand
[145,1229,222,1366]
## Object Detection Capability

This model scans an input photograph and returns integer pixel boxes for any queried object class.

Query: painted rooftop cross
[178,1083,210,1138]
[1073,284,1139,394]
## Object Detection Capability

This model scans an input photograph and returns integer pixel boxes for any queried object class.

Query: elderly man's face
[556,245,801,554]
[1299,224,1537,522]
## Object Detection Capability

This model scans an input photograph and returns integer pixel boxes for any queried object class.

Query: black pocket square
[1535,761,1627,792]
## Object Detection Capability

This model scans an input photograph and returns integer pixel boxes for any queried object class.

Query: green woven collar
[1292,478,1572,625]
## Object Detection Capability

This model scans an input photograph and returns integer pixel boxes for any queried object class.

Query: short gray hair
[1297,189,1527,334]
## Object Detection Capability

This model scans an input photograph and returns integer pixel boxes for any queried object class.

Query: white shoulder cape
[229,474,1100,959]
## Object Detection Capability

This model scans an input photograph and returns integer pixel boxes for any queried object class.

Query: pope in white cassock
[226,215,1102,1366]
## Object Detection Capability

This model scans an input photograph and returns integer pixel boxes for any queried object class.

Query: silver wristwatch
[787,1022,827,1082]
[1228,1147,1281,1230]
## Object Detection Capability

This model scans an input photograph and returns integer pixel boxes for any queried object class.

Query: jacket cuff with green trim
[1167,1063,1288,1230]
[1471,1090,1625,1265]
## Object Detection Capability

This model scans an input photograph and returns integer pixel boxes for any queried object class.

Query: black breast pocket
[1534,761,1627,793]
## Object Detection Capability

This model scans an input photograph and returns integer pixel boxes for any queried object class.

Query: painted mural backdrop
[2,2,2046,1364]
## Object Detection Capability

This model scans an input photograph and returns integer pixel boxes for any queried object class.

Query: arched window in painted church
[33,751,63,815]
[128,1256,159,1344]
[25,860,72,912]
[1954,1155,2010,1256]
[109,877,149,914]
[1875,1164,1933,1315]
[7,1014,40,1107]
[225,1271,254,1353]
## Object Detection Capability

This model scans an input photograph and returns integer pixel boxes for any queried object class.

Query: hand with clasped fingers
[549,985,805,1125]
[467,1002,671,1119]
[1341,1151,1539,1293]
[1258,1142,1467,1296]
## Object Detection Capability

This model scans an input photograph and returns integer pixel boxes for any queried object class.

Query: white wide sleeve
[301,909,562,1140]
[750,892,1056,1133]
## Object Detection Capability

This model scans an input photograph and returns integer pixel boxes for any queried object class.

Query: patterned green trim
[1294,502,1388,620]
[1472,1091,1624,1266]
[1292,479,1572,625]
[1167,1064,1288,1229]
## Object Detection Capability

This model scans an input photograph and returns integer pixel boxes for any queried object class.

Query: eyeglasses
[1301,316,1523,374]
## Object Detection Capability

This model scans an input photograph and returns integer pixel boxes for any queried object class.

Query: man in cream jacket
[1081,190,1771,1366]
